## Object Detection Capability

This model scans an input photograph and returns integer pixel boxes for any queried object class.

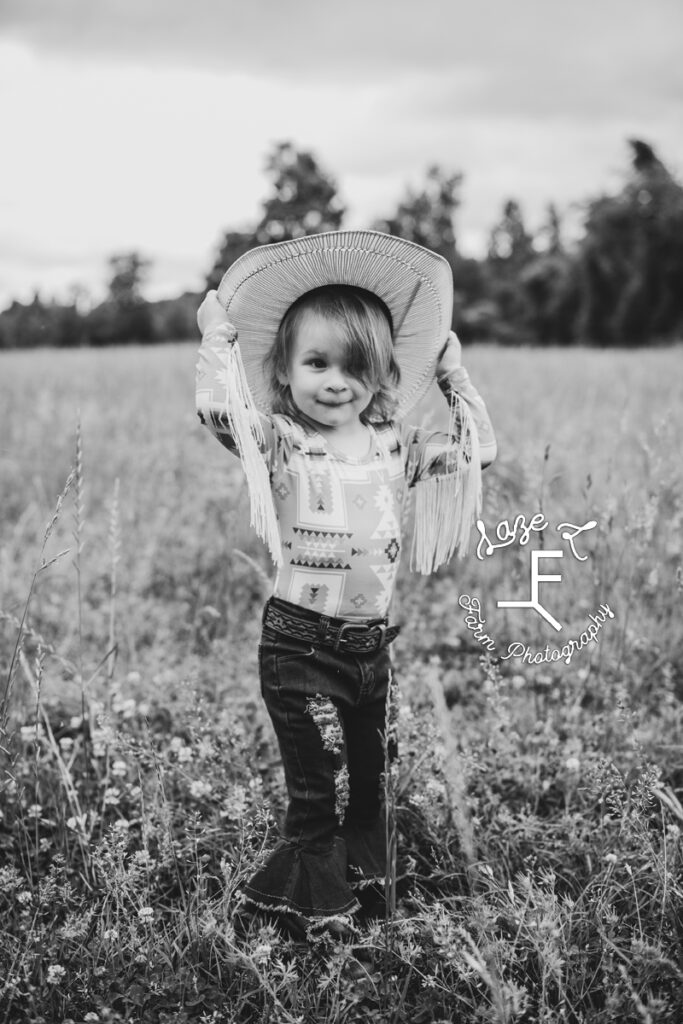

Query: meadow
[1,341,683,1023]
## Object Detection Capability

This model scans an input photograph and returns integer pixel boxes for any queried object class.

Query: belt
[263,600,401,654]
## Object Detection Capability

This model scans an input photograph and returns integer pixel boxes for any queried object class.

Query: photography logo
[460,513,615,666]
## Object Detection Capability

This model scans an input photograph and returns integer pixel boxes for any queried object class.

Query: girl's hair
[263,284,401,423]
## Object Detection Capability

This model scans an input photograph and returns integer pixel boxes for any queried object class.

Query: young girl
[195,230,496,937]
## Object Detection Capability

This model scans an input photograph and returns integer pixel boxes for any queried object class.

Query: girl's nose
[325,368,348,392]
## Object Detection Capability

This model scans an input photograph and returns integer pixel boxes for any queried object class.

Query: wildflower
[133,849,154,866]
[170,737,194,763]
[84,1014,100,1022]
[59,736,74,751]
[190,779,213,799]
[425,778,446,801]
[137,906,154,923]
[20,724,43,743]
[103,787,120,806]
[16,891,32,906]
[565,756,581,773]
[112,695,137,719]
[112,818,130,832]
[224,784,248,817]
[47,964,66,984]
[253,942,272,963]
[127,671,142,685]
[103,928,119,941]
[604,853,617,865]
[69,716,83,729]
[67,813,88,832]
[111,760,127,778]
[91,728,110,757]
[26,804,42,818]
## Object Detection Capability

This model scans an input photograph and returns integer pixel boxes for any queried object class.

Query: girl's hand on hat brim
[436,330,462,377]
[197,290,235,335]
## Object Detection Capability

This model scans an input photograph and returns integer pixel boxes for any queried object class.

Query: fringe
[410,389,482,574]
[242,895,361,920]
[223,341,282,566]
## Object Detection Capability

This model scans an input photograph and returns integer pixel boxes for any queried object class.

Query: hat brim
[215,230,453,418]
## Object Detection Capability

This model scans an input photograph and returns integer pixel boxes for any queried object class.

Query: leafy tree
[256,141,345,244]
[88,251,155,344]
[575,140,683,345]
[483,200,537,340]
[371,165,488,335]
[372,165,462,271]
[205,230,259,291]
[207,141,345,289]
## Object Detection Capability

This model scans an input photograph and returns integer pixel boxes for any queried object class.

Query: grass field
[1,341,683,1023]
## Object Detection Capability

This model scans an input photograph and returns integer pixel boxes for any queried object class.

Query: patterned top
[196,341,496,621]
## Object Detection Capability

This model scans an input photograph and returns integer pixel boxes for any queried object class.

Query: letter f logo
[497,550,564,631]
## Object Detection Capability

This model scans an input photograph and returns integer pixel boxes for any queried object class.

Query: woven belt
[263,601,400,654]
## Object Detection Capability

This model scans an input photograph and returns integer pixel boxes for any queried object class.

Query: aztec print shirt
[196,343,496,621]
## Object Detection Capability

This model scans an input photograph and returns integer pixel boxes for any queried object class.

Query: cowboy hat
[215,229,453,418]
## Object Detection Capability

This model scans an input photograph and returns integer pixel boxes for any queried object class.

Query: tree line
[2,138,682,349]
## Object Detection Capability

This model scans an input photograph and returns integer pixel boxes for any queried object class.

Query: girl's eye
[307,358,326,369]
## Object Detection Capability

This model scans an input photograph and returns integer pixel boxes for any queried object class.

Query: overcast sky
[1,0,681,308]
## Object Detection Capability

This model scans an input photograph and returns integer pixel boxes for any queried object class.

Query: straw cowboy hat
[215,229,454,418]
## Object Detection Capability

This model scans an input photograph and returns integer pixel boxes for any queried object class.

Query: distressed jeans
[243,596,396,918]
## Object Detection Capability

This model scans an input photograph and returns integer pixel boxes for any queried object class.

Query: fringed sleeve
[403,366,497,574]
[195,325,282,566]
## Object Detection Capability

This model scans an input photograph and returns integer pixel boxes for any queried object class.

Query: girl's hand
[436,330,462,377]
[197,290,237,342]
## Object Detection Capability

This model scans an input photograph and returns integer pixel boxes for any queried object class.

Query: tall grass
[1,341,682,1022]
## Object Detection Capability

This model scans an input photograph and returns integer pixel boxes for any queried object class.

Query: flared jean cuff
[243,836,360,918]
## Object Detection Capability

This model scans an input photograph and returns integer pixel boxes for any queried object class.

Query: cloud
[1,0,682,305]
[3,0,682,91]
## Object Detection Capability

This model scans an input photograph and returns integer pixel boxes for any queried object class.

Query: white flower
[26,804,42,818]
[69,716,83,729]
[253,942,272,963]
[190,780,212,799]
[91,728,110,757]
[59,736,74,751]
[224,784,247,817]
[126,671,142,685]
[604,853,617,865]
[103,787,120,806]
[137,906,154,923]
[103,928,119,941]
[111,760,128,778]
[47,964,66,984]
[112,695,137,719]
[112,818,130,832]
[133,849,154,866]
[565,756,580,773]
[67,813,88,833]
[170,737,194,763]
[20,725,43,743]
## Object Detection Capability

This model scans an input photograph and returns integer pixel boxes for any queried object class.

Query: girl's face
[280,311,374,435]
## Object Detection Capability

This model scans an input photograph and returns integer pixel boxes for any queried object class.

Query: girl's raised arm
[402,331,497,572]
[195,290,282,565]
[435,330,497,468]
[194,291,275,457]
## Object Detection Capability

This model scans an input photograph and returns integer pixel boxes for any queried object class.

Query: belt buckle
[334,621,386,652]
[334,621,357,652]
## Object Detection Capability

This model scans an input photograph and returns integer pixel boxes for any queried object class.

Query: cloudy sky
[1,0,681,308]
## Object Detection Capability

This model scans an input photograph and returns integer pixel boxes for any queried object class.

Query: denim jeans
[243,597,396,919]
